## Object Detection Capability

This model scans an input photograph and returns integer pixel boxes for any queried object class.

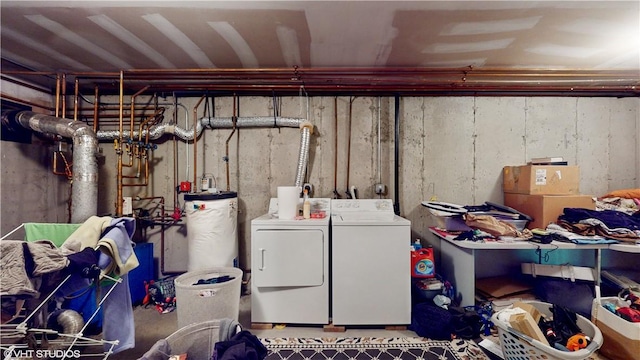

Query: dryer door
[253,229,324,287]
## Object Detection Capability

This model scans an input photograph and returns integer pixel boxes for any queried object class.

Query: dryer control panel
[267,198,331,216]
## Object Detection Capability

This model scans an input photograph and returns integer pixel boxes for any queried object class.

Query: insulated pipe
[8,110,98,223]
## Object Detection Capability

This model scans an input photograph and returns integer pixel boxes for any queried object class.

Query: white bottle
[303,190,311,219]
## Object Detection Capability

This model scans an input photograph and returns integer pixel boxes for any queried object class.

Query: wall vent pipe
[6,110,98,223]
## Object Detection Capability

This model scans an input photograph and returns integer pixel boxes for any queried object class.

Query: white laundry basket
[491,301,602,360]
[174,267,243,329]
[165,320,221,359]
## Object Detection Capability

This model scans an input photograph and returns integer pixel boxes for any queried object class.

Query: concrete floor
[103,293,613,360]
[108,294,417,360]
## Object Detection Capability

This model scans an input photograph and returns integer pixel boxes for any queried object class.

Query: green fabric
[24,223,82,247]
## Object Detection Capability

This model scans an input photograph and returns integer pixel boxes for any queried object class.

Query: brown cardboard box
[508,312,550,346]
[513,301,543,323]
[503,194,595,229]
[503,165,580,195]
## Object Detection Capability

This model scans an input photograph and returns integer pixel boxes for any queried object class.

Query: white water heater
[184,192,238,270]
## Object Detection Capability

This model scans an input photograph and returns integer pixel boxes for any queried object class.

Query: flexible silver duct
[96,116,304,141]
[13,111,98,223]
[295,126,312,187]
[97,116,312,187]
[54,309,85,335]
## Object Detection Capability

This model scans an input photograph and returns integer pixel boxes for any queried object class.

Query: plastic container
[174,267,243,329]
[165,320,221,359]
[491,300,602,360]
[411,248,435,278]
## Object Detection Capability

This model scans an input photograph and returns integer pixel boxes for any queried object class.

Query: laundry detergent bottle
[411,247,435,278]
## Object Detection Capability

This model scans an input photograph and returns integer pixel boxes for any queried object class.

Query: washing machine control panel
[331,199,393,213]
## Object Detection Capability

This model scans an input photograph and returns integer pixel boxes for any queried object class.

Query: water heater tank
[184,192,238,270]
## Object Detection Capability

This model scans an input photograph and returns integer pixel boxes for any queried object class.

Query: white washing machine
[331,199,411,325]
[251,198,331,324]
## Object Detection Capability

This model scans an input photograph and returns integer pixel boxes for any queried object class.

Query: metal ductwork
[2,111,311,221]
[295,122,313,187]
[3,110,98,223]
[97,115,312,186]
[96,116,306,141]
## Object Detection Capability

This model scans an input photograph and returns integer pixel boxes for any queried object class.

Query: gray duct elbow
[12,111,98,223]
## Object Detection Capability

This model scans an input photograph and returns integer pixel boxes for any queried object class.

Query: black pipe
[394,94,400,216]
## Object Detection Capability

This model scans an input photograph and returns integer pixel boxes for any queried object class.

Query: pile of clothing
[557,208,640,243]
[602,289,640,323]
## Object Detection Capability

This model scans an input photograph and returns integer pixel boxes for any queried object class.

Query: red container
[411,248,435,278]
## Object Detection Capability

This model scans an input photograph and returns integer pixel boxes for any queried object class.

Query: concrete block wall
[1,88,638,276]
[0,80,70,236]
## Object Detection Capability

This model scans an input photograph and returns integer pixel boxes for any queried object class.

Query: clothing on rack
[0,240,69,297]
[60,216,114,255]
[98,217,138,354]
[1,240,40,297]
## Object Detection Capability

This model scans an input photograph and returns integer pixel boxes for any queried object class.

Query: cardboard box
[503,165,580,195]
[592,297,640,360]
[503,194,594,229]
[509,312,550,346]
[513,301,543,323]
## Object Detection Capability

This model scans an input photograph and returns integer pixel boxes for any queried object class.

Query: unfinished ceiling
[1,1,639,95]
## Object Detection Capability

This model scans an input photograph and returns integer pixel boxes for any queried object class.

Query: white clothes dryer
[331,199,411,326]
[250,198,331,324]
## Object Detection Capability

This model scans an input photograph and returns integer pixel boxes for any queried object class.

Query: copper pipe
[123,85,150,168]
[333,96,339,197]
[172,95,179,211]
[93,85,99,133]
[116,71,124,216]
[55,74,61,118]
[131,86,150,135]
[92,68,638,90]
[52,151,72,178]
[225,94,238,192]
[73,78,79,121]
[66,72,120,79]
[61,73,67,119]
[192,95,206,189]
[131,109,163,178]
